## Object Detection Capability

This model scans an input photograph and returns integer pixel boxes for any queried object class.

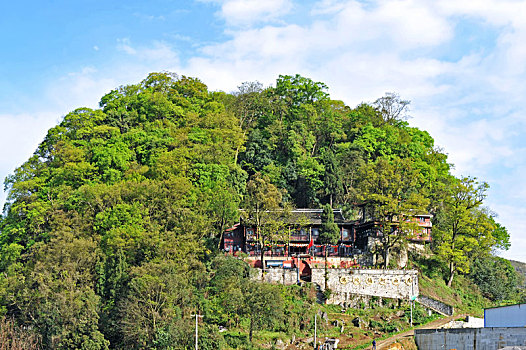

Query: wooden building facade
[222,208,432,260]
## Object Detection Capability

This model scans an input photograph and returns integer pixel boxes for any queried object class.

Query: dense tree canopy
[0,72,518,348]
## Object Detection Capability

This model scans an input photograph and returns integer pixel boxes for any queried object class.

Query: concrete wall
[440,316,484,329]
[484,303,526,327]
[415,327,526,350]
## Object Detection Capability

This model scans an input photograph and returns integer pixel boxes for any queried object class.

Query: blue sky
[2,0,526,262]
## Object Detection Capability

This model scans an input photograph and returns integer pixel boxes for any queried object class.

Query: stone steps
[416,295,454,316]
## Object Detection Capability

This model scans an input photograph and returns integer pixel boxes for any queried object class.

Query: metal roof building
[484,303,526,328]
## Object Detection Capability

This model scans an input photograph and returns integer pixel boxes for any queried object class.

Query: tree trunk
[217,229,224,250]
[447,262,455,287]
[383,247,390,269]
[324,246,329,290]
[260,241,265,275]
[447,236,456,287]
[249,317,254,343]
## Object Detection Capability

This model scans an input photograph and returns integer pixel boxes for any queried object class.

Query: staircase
[315,283,327,304]
[416,295,454,316]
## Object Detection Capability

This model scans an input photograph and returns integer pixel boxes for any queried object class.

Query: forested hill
[0,73,519,349]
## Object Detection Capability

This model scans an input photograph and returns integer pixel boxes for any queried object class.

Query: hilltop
[0,73,522,349]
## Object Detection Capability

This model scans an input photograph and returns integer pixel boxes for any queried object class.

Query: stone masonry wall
[253,268,419,305]
[253,268,299,285]
[312,269,419,304]
[415,327,526,350]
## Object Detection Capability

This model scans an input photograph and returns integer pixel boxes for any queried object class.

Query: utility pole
[314,312,317,349]
[296,255,300,285]
[191,314,203,350]
[410,299,413,327]
[410,278,416,327]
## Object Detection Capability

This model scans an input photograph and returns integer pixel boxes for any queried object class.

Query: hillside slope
[510,259,526,286]
[0,72,519,349]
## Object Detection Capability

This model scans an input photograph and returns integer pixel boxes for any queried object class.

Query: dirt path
[376,314,465,349]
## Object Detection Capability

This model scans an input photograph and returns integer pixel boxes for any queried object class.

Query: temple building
[222,207,432,268]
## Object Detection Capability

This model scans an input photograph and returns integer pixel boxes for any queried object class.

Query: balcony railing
[289,235,309,241]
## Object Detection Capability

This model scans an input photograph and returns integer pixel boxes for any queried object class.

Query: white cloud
[117,38,137,55]
[185,0,526,261]
[202,0,293,26]
[489,203,526,262]
[4,0,526,261]
[370,0,453,47]
[0,112,60,208]
[117,38,179,65]
[45,67,118,112]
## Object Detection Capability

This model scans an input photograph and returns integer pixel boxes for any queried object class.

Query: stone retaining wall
[253,268,298,285]
[253,268,419,304]
[313,269,419,304]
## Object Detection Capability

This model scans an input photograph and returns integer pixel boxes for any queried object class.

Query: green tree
[319,204,340,289]
[7,231,109,349]
[244,281,283,343]
[355,157,428,268]
[319,204,340,245]
[321,149,343,207]
[242,173,289,272]
[433,177,508,286]
[469,255,523,301]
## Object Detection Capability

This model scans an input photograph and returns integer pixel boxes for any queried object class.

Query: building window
[246,228,256,240]
[273,247,285,256]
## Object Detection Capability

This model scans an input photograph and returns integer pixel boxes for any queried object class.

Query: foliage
[0,317,41,350]
[0,72,515,348]
[242,172,289,271]
[469,255,524,302]
[433,177,508,286]
[319,204,340,245]
[354,157,429,268]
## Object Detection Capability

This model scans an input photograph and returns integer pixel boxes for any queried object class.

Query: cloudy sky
[2,0,526,261]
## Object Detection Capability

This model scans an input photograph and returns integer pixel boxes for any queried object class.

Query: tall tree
[321,149,343,207]
[434,177,508,286]
[319,204,340,246]
[244,281,284,343]
[228,81,267,162]
[373,92,410,125]
[355,157,428,268]
[242,173,288,272]
[319,204,340,288]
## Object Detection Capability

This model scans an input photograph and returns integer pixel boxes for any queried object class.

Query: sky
[1,0,526,262]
